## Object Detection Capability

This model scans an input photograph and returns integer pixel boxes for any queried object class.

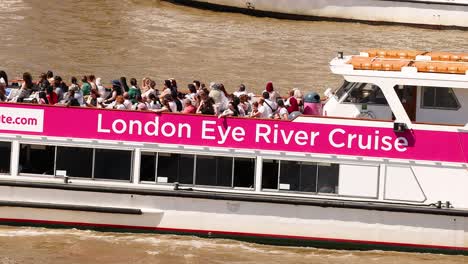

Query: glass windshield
[336,81,387,105]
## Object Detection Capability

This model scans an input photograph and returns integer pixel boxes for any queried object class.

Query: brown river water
[0,0,468,263]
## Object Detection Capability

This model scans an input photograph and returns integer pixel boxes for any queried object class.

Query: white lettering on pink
[395,137,408,152]
[202,120,216,140]
[329,128,345,148]
[255,124,271,143]
[97,114,110,133]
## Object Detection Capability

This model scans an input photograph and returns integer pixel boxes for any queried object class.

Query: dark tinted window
[56,147,93,178]
[422,87,460,109]
[317,163,339,194]
[233,158,255,188]
[279,160,300,191]
[280,161,317,192]
[19,144,55,175]
[262,159,338,194]
[140,152,156,182]
[0,142,11,174]
[94,149,132,181]
[157,153,194,184]
[262,159,279,189]
[196,155,232,187]
[299,162,318,192]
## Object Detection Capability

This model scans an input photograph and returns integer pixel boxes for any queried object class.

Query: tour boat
[165,0,468,28]
[0,49,467,255]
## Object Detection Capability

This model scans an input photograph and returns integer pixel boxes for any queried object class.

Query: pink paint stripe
[0,217,466,252]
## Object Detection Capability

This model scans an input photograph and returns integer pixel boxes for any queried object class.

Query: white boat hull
[0,184,466,254]
[167,0,468,28]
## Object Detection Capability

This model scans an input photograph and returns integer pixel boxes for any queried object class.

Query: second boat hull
[166,0,468,28]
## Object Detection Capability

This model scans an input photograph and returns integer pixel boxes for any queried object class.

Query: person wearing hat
[104,80,123,104]
[264,81,280,103]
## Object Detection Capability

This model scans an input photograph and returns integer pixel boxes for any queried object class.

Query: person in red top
[286,89,299,113]
[46,86,58,105]
[182,99,196,114]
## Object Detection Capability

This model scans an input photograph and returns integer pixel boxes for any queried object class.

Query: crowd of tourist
[0,70,323,119]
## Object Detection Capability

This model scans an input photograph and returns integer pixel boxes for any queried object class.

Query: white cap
[0,78,5,85]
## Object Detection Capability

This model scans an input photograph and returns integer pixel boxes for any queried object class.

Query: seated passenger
[265,81,280,103]
[112,95,125,110]
[153,98,171,113]
[81,76,91,96]
[286,89,299,113]
[219,101,240,118]
[142,80,157,99]
[182,98,196,114]
[128,78,141,104]
[209,82,229,113]
[0,78,6,102]
[0,71,8,89]
[239,94,251,115]
[135,94,148,111]
[275,100,289,120]
[233,84,247,97]
[185,84,197,105]
[104,80,123,104]
[95,77,107,99]
[293,88,304,112]
[197,97,216,115]
[147,93,161,110]
[259,92,276,118]
[86,90,99,107]
[120,76,129,92]
[36,73,49,92]
[249,102,261,118]
[122,92,133,109]
[16,72,33,103]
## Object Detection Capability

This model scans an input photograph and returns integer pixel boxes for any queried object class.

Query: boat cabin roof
[330,49,468,89]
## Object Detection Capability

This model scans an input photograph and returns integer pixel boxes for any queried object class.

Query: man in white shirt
[258,98,272,119]
[261,91,277,118]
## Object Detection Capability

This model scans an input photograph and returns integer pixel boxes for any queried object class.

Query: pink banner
[0,103,466,163]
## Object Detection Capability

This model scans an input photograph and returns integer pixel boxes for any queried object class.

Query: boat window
[317,163,339,194]
[421,86,460,110]
[140,152,156,182]
[0,142,11,174]
[19,144,55,175]
[262,159,339,194]
[141,153,255,188]
[233,158,255,188]
[157,153,194,184]
[195,155,232,187]
[55,147,93,178]
[262,159,279,189]
[93,149,132,181]
[338,81,387,105]
[279,161,317,192]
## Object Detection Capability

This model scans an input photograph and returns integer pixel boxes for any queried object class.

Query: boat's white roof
[330,49,468,88]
